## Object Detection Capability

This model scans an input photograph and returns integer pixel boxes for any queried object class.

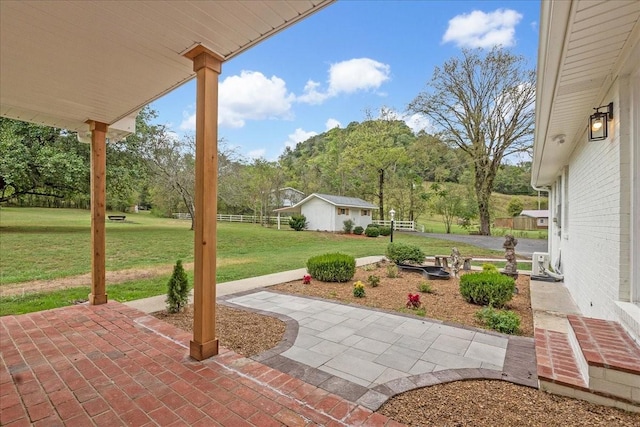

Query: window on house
[338,208,349,215]
[361,209,370,216]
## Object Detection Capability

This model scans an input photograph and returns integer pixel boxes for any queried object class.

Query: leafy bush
[289,214,307,231]
[343,219,354,234]
[353,281,366,298]
[306,253,356,282]
[417,281,433,293]
[378,226,391,236]
[365,227,380,237]
[482,263,498,273]
[385,242,425,264]
[367,275,380,287]
[386,264,398,278]
[459,272,515,308]
[166,260,189,313]
[475,307,521,334]
[353,226,364,235]
[406,293,421,309]
[366,223,379,229]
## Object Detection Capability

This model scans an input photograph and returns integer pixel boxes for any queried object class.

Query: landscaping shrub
[365,227,380,237]
[353,226,364,235]
[386,264,398,278]
[417,281,433,293]
[343,219,354,234]
[166,260,189,313]
[306,253,356,282]
[353,281,365,298]
[366,223,379,229]
[367,275,380,287]
[482,263,498,273]
[475,307,521,334]
[289,214,307,231]
[385,242,425,264]
[378,226,391,236]
[459,272,515,308]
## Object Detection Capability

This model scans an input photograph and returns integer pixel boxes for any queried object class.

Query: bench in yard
[434,255,473,270]
[108,215,126,221]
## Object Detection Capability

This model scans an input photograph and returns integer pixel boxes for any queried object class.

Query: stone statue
[451,247,462,278]
[502,234,518,278]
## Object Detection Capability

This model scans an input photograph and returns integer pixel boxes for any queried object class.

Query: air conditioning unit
[532,252,550,276]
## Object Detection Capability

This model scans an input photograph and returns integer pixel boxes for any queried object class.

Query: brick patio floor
[0,302,401,426]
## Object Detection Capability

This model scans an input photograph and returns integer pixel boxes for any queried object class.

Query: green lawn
[0,207,507,315]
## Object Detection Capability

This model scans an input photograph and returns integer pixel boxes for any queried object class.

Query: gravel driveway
[410,231,547,257]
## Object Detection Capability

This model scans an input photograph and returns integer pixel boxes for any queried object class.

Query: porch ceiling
[532,0,640,186]
[0,0,333,139]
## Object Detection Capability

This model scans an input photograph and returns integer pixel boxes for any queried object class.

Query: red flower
[303,274,312,284]
[406,293,421,309]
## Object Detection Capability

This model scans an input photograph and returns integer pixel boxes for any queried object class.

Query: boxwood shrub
[365,227,380,237]
[385,242,425,264]
[306,253,356,282]
[353,226,364,235]
[459,272,515,308]
[475,307,521,334]
[378,226,391,236]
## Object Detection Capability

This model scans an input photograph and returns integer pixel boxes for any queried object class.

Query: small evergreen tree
[289,214,307,231]
[166,260,189,313]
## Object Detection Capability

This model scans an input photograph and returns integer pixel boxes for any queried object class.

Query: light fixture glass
[589,102,613,141]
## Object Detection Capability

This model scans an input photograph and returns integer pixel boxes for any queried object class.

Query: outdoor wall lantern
[589,102,613,141]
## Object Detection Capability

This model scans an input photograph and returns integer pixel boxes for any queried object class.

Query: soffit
[532,0,640,186]
[0,0,333,138]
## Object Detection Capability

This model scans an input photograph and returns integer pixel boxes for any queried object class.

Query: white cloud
[325,118,342,130]
[247,148,266,159]
[181,71,295,130]
[296,58,391,105]
[442,9,523,48]
[403,113,433,134]
[297,80,330,105]
[328,58,390,95]
[284,128,318,149]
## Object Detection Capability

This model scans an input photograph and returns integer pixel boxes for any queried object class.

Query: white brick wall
[554,79,633,325]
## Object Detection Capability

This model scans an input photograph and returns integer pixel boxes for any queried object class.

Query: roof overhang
[532,0,640,187]
[0,0,334,140]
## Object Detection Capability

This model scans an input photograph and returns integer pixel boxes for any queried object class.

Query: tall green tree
[409,47,535,235]
[0,118,89,204]
[341,108,413,220]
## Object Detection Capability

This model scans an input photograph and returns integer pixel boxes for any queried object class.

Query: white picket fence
[372,219,416,231]
[173,213,290,225]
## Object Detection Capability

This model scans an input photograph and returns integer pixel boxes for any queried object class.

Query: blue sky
[150,0,540,161]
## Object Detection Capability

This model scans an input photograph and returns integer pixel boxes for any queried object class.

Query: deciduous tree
[409,47,535,235]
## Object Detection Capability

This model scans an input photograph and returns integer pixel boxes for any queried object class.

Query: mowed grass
[1,207,503,285]
[0,207,506,315]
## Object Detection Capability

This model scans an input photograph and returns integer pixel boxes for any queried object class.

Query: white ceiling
[532,0,640,186]
[0,0,333,139]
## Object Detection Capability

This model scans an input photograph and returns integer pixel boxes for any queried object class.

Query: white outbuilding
[275,193,378,232]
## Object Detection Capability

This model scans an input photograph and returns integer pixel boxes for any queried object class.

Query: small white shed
[274,193,378,232]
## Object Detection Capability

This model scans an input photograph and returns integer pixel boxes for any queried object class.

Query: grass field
[0,207,511,315]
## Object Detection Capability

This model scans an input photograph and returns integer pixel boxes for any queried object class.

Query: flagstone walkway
[223,290,537,410]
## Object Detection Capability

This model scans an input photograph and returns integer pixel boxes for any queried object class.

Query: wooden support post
[184,46,223,360]
[88,120,108,305]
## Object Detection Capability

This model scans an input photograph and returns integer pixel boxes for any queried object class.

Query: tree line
[0,47,536,235]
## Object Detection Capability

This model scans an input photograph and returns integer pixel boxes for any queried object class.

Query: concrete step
[535,315,640,413]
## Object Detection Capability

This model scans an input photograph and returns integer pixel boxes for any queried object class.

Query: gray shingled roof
[314,194,378,209]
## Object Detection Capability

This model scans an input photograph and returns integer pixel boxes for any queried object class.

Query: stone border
[218,288,538,410]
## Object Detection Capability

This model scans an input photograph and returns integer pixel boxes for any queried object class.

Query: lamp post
[389,209,395,243]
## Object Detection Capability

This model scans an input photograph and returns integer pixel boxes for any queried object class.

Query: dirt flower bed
[153,304,285,357]
[271,260,534,336]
